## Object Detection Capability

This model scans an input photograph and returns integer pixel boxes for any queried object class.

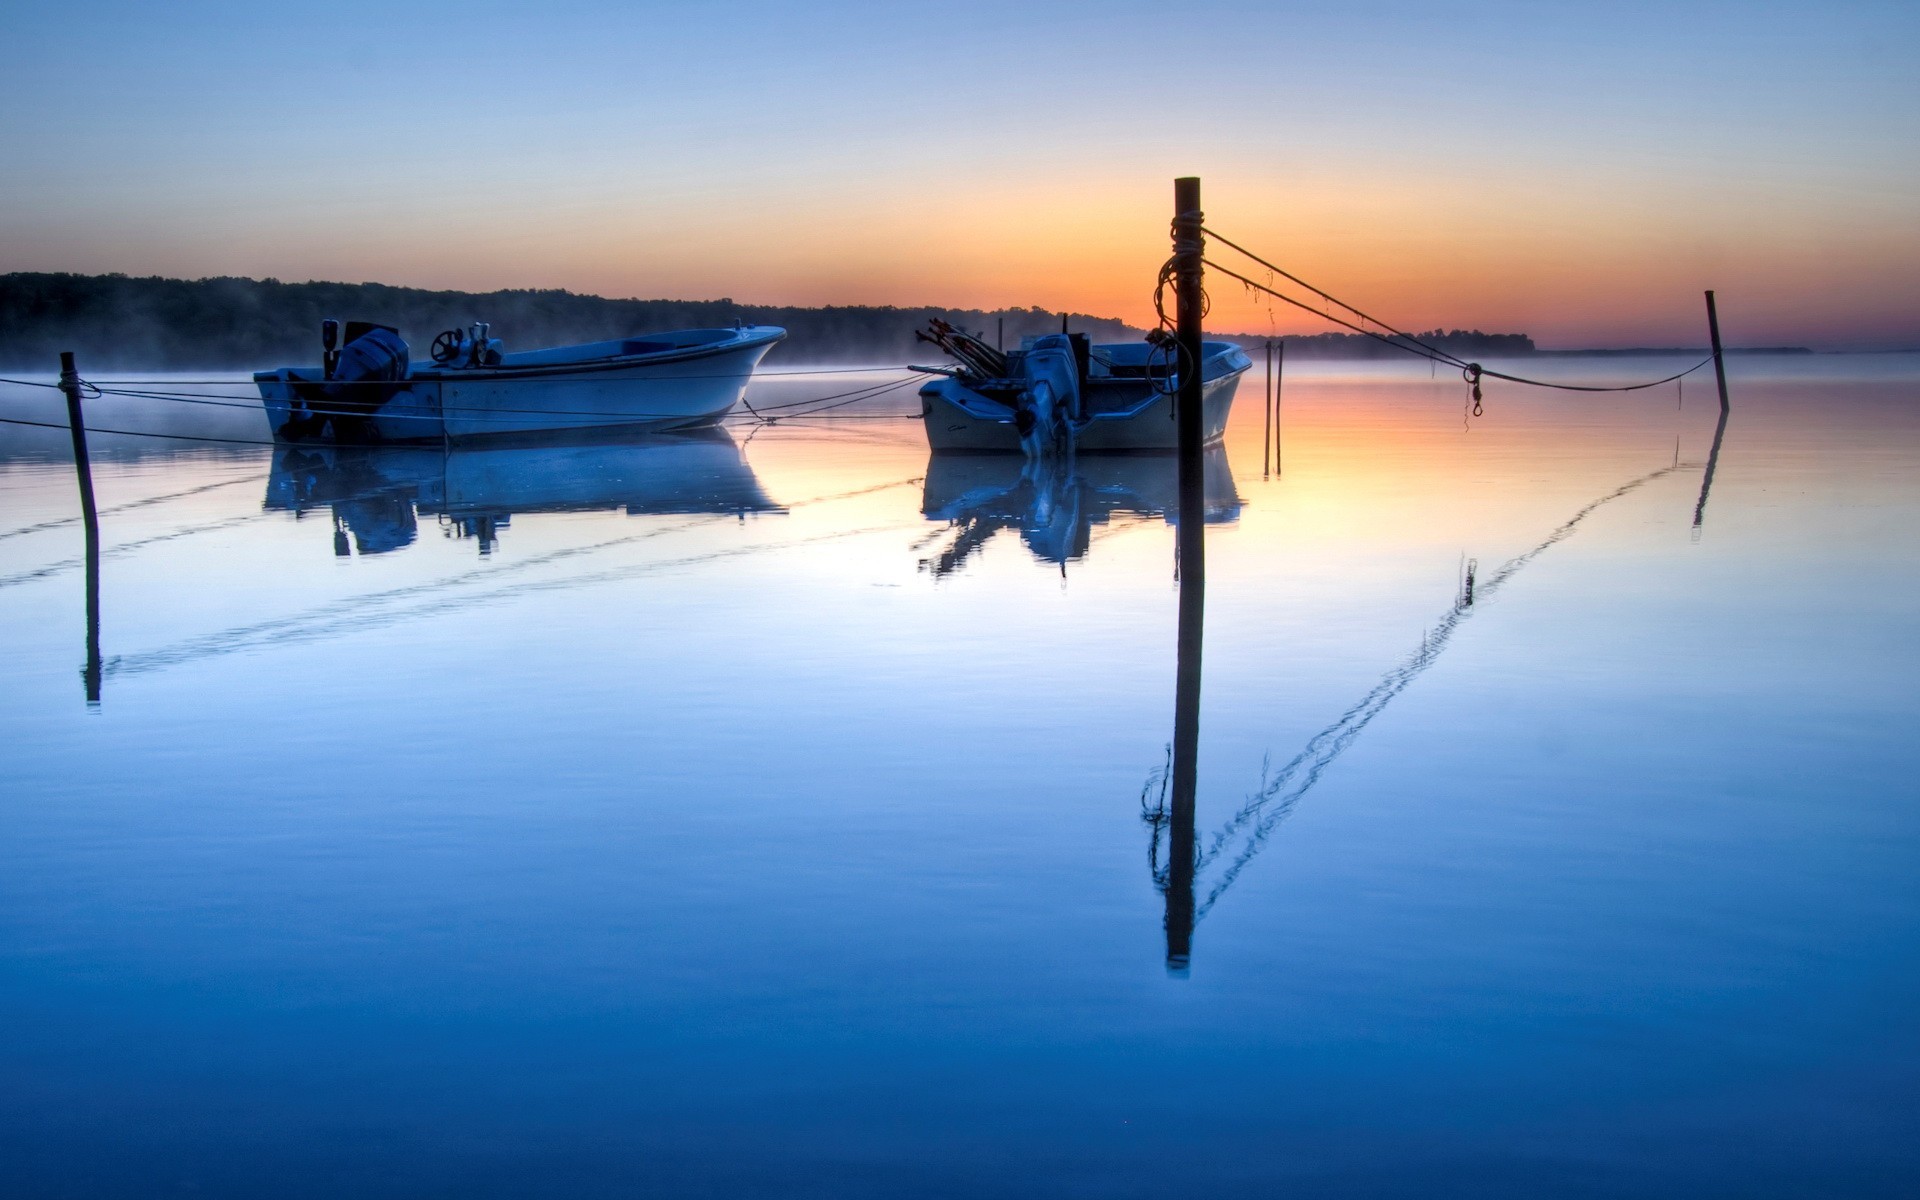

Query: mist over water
[1,358,1917,1197]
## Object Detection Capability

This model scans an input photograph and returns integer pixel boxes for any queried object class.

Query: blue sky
[3,1,1915,345]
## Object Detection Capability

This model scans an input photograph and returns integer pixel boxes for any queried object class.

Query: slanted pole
[1705,291,1730,413]
[59,352,102,705]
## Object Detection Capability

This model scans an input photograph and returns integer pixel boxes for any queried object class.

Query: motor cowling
[334,326,409,388]
[281,323,411,440]
[1016,333,1082,456]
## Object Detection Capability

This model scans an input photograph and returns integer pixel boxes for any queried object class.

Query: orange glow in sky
[2,3,1915,349]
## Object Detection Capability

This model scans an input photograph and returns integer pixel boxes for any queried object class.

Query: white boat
[255,319,786,443]
[915,320,1251,454]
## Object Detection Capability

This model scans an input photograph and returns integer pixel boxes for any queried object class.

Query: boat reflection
[265,427,781,556]
[918,447,1241,575]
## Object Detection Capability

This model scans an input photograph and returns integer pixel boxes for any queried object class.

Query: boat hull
[256,327,784,443]
[922,369,1244,454]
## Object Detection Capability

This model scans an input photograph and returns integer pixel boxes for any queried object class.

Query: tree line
[0,272,1537,369]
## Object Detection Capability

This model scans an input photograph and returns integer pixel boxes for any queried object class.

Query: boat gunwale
[253,326,786,386]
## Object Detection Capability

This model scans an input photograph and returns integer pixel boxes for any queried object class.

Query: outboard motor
[281,322,410,440]
[1016,333,1083,457]
[329,324,409,413]
[320,319,341,380]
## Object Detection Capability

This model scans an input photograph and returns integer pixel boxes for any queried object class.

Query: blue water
[1,360,1917,1196]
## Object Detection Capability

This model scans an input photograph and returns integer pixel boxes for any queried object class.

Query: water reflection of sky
[1,361,1918,1196]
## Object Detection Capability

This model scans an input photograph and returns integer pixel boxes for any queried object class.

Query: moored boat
[914,319,1251,454]
[255,319,786,443]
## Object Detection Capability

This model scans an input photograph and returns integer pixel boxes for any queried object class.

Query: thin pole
[1167,176,1207,975]
[59,352,102,706]
[1274,338,1286,475]
[1263,341,1272,477]
[1705,290,1730,413]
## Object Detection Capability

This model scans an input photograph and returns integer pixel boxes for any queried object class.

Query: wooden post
[1262,341,1273,477]
[59,352,102,705]
[1705,291,1730,413]
[1274,338,1286,474]
[1166,176,1207,975]
[1173,177,1206,565]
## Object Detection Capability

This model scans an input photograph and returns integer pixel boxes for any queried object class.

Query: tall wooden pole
[1173,177,1206,564]
[1166,177,1206,974]
[59,352,102,705]
[1705,290,1730,413]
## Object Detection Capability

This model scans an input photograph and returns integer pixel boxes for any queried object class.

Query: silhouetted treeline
[0,273,1138,369]
[1215,328,1536,358]
[0,272,1547,369]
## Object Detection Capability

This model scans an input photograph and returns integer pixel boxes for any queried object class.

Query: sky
[2,0,1916,348]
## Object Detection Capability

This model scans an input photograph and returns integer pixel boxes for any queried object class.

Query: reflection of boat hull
[920,446,1241,573]
[255,327,784,443]
[266,427,780,555]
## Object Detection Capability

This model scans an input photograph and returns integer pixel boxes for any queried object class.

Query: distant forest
[0,272,1540,369]
[1213,328,1536,359]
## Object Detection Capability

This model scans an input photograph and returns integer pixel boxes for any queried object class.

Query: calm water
[2,359,1917,1197]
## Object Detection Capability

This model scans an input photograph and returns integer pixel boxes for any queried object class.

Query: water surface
[1,359,1917,1197]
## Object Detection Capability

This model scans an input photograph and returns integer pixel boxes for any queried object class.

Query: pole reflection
[1692,405,1731,538]
[1144,460,1707,969]
[1164,529,1204,973]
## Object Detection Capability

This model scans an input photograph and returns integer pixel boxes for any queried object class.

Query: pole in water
[1172,177,1207,558]
[997,316,1004,354]
[1273,338,1286,475]
[1263,340,1273,477]
[59,351,102,706]
[1167,176,1207,974]
[1705,290,1731,413]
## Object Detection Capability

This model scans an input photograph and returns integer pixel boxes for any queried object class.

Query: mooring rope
[1199,229,1720,395]
[0,366,925,445]
[19,365,917,387]
[59,372,921,425]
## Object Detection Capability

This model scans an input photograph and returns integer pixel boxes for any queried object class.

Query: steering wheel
[430,329,464,365]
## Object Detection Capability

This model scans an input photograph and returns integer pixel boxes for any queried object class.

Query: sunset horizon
[5,4,1914,351]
